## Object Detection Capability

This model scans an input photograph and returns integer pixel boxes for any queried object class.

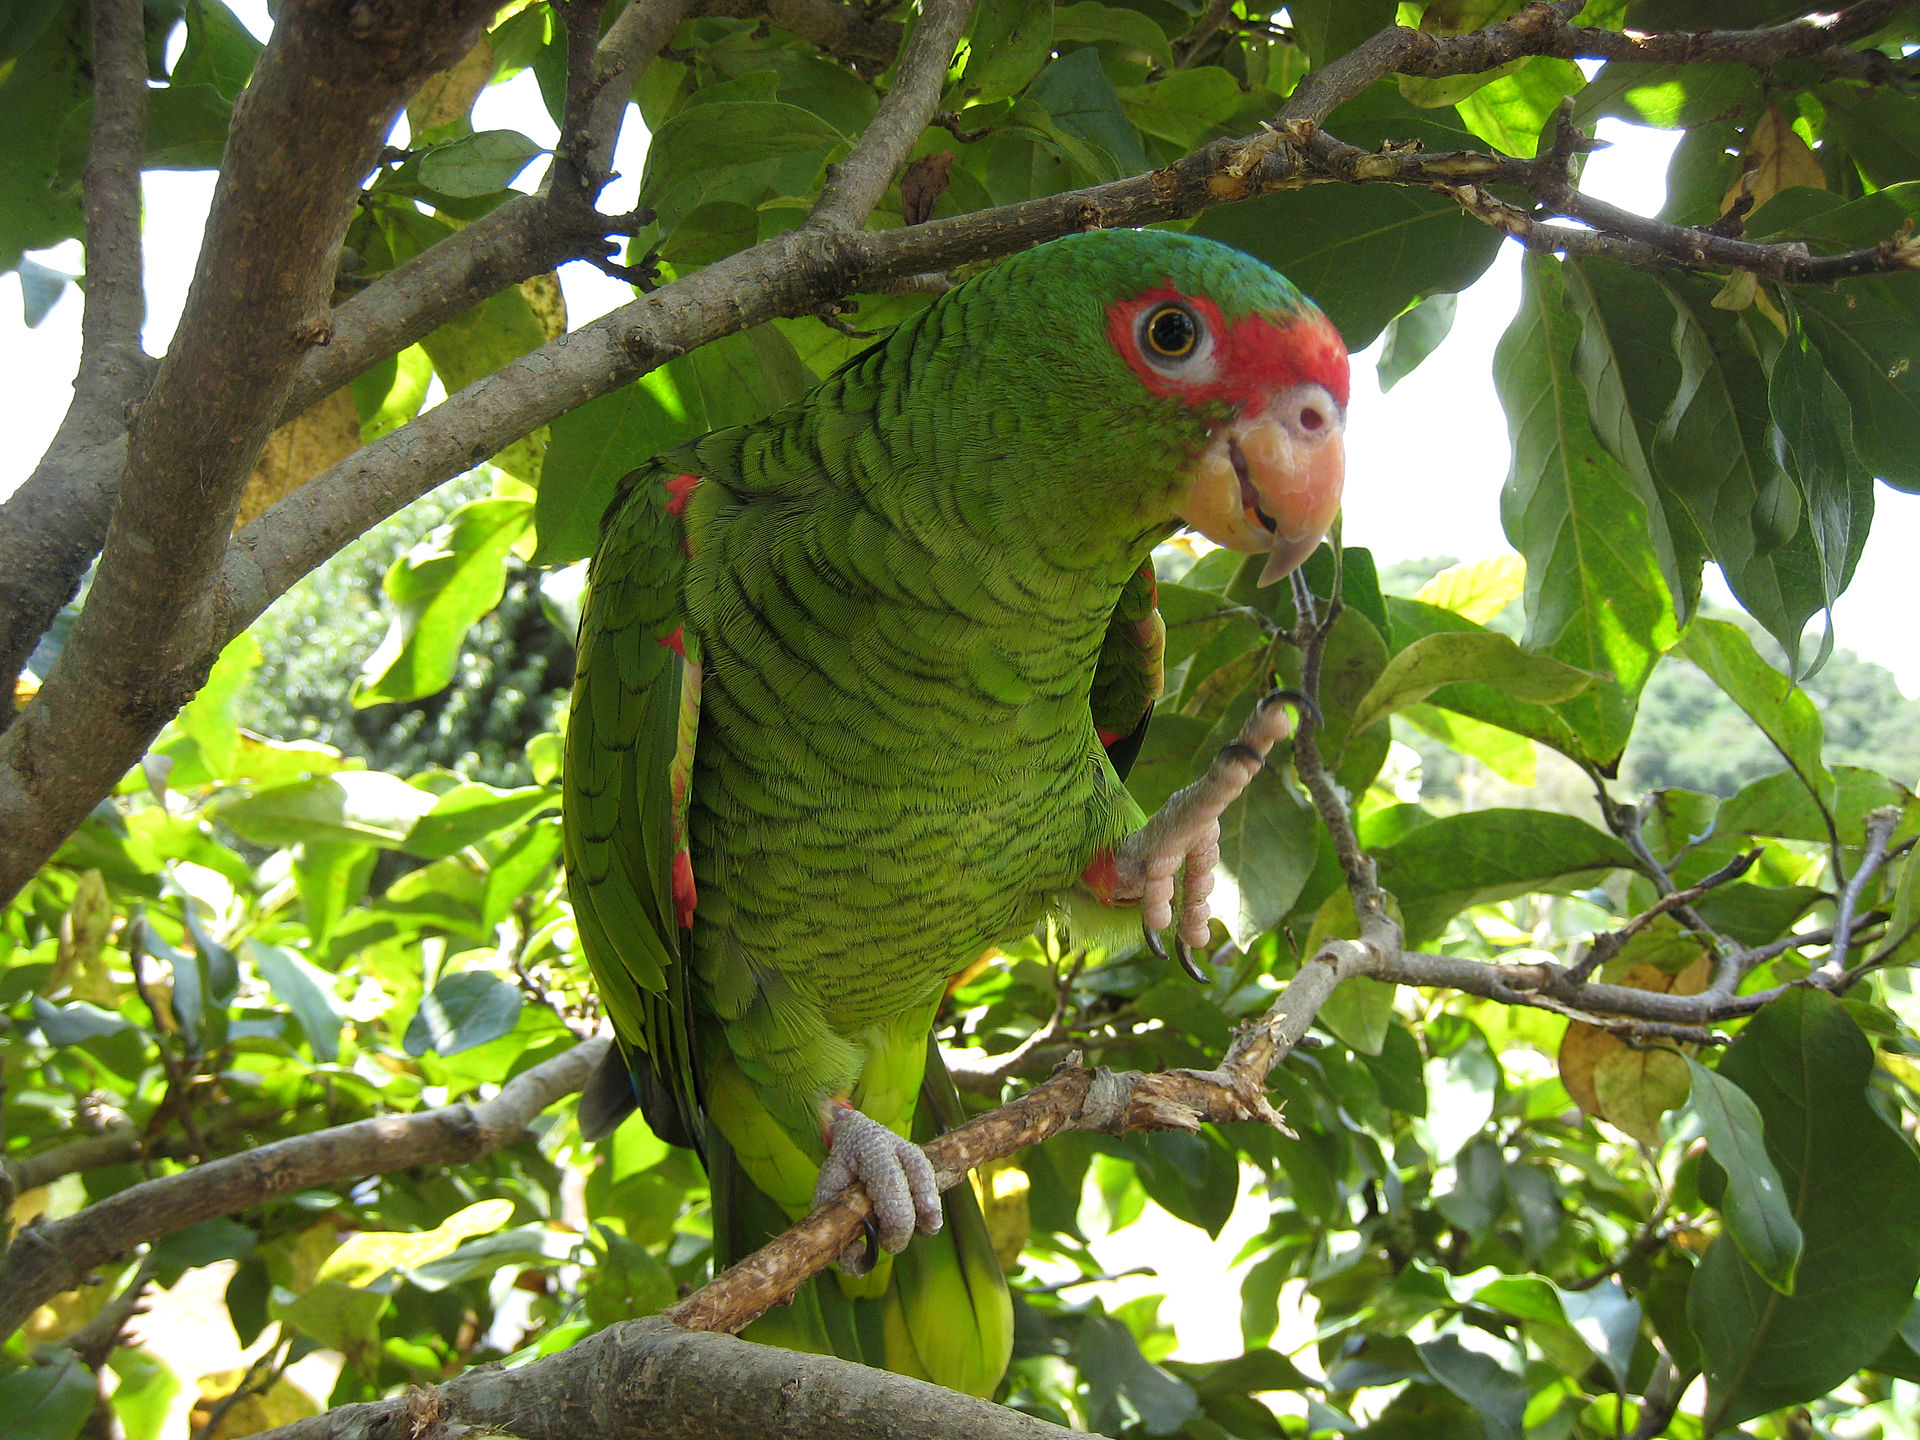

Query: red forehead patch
[1106,286,1350,414]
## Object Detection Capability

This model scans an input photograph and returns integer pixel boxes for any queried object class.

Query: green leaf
[249,940,347,1063]
[1686,1056,1803,1294]
[1052,2,1173,70]
[1076,1315,1199,1436]
[1416,1335,1526,1440]
[210,771,441,849]
[0,2,86,272]
[1559,257,1700,625]
[1717,764,1911,846]
[353,498,533,706]
[1454,56,1584,159]
[1498,254,1680,768]
[0,1352,94,1440]
[1400,704,1537,786]
[535,325,811,563]
[1648,278,1836,660]
[1677,617,1832,810]
[962,0,1054,102]
[403,781,558,860]
[1117,68,1242,150]
[173,0,262,100]
[107,1349,179,1440]
[1372,809,1635,944]
[30,995,130,1045]
[417,288,555,484]
[1691,990,1920,1430]
[404,970,524,1057]
[639,100,842,232]
[1421,1026,1499,1161]
[1351,631,1592,734]
[154,630,262,788]
[1026,47,1147,177]
[1749,183,1920,493]
[293,840,373,950]
[418,129,544,198]
[143,81,233,169]
[1376,294,1456,391]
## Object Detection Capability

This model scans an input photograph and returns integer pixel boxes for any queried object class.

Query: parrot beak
[1180,383,1345,586]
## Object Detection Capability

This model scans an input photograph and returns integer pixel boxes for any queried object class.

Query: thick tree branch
[246,1323,1084,1440]
[0,0,152,717]
[4,1124,144,1198]
[809,0,974,232]
[0,1035,605,1344]
[0,0,504,902]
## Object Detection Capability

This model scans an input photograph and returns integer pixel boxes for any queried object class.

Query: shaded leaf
[1687,1056,1802,1293]
[403,970,523,1057]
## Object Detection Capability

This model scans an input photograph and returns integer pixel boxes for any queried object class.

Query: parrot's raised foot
[814,1104,942,1275]
[1118,689,1312,968]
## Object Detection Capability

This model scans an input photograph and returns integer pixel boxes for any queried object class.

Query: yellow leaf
[1414,553,1527,624]
[407,37,496,134]
[314,1199,514,1288]
[235,388,362,531]
[192,1372,321,1440]
[1722,106,1825,218]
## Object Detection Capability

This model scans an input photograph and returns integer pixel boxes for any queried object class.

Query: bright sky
[2,34,1915,691]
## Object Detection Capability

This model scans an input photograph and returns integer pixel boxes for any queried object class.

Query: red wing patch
[671,848,697,930]
[663,472,701,516]
[658,625,685,657]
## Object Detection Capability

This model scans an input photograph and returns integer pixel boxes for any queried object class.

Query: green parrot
[562,229,1349,1395]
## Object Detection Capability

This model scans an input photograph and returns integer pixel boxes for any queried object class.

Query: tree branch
[0,0,505,903]
[0,0,152,718]
[808,0,975,232]
[687,0,904,72]
[245,1323,1086,1440]
[0,1035,605,1344]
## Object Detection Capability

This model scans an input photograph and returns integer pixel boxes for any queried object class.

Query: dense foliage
[6,3,1920,1440]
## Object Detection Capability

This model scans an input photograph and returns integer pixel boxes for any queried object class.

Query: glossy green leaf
[1376,293,1456,391]
[403,781,558,860]
[419,129,544,198]
[1687,1056,1802,1294]
[353,498,533,706]
[173,0,262,100]
[1677,617,1831,809]
[961,0,1054,103]
[1372,809,1635,943]
[1025,48,1146,177]
[1454,56,1584,159]
[106,1349,179,1440]
[403,970,524,1057]
[1691,990,1920,1430]
[1559,257,1700,624]
[1351,631,1593,734]
[1497,254,1679,767]
[250,939,347,1063]
[639,101,843,232]
[0,1352,93,1440]
[1117,68,1243,150]
[1416,1335,1526,1440]
[210,771,441,849]
[1053,2,1171,69]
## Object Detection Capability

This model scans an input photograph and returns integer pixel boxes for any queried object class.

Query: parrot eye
[1143,303,1200,359]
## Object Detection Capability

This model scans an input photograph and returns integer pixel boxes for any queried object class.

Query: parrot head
[952,230,1349,586]
[1096,235,1348,586]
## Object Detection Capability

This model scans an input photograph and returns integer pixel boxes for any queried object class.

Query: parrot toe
[814,1105,943,1271]
[1119,688,1309,976]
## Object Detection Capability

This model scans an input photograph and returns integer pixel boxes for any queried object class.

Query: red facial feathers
[1106,287,1349,413]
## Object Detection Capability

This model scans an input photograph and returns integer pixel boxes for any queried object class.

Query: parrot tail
[708,1042,1015,1398]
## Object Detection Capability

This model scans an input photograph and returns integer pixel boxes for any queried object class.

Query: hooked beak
[1179,383,1345,586]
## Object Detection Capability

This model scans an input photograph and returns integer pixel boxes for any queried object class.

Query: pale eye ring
[1139,302,1204,363]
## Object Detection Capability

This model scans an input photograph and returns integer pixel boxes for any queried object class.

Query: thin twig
[1822,807,1906,982]
[1566,850,1761,985]
[809,0,976,231]
[63,1254,158,1370]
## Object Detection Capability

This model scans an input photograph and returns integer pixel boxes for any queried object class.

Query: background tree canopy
[5,3,1920,1440]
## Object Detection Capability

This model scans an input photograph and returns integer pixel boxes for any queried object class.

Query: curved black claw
[1143,916,1210,983]
[1172,931,1208,983]
[854,1216,882,1276]
[1261,686,1322,731]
